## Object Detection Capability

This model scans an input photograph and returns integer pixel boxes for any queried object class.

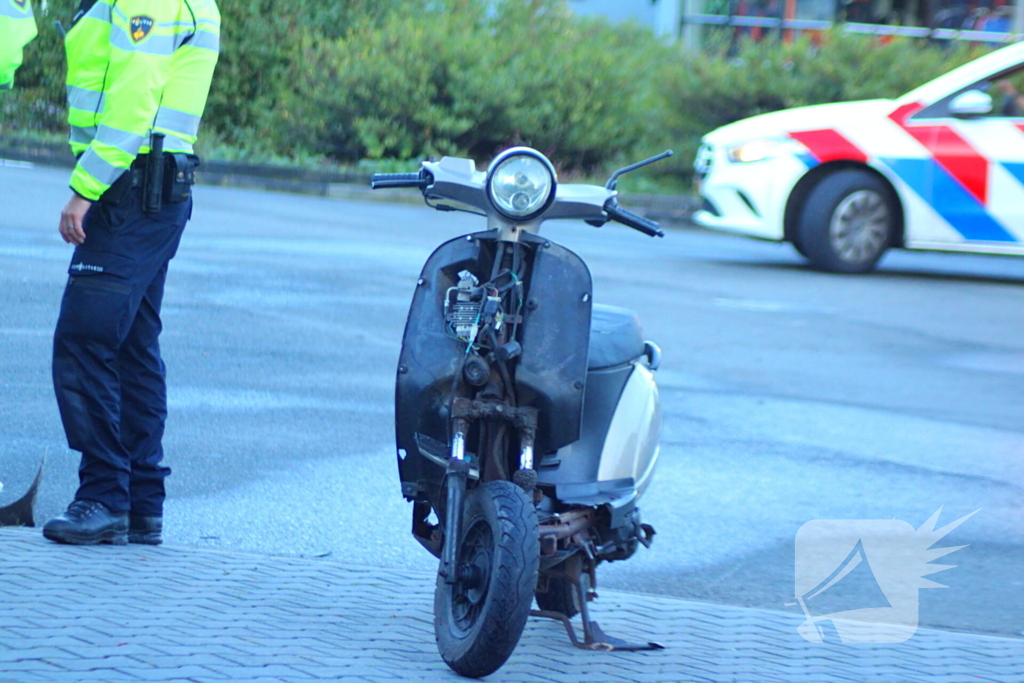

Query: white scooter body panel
[538,358,662,510]
[598,363,662,501]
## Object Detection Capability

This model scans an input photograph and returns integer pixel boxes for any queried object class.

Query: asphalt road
[2,163,1022,640]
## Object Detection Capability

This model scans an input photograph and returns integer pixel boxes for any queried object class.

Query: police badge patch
[130,15,155,43]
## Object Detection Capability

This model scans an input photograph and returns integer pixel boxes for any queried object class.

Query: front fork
[441,418,470,584]
[439,402,540,584]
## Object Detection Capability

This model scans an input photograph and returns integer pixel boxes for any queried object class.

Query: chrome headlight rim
[485,147,558,221]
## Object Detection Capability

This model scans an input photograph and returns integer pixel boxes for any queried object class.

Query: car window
[989,67,1024,116]
[914,64,1024,119]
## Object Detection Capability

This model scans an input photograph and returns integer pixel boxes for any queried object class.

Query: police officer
[43,0,220,545]
[0,0,37,91]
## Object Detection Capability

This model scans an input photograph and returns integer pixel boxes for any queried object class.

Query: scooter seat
[588,304,645,369]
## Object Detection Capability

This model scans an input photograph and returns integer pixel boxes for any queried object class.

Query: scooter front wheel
[434,480,539,678]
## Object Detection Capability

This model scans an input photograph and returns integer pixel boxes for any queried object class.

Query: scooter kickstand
[530,573,665,652]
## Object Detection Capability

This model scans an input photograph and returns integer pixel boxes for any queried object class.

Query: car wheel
[791,235,810,260]
[797,170,897,274]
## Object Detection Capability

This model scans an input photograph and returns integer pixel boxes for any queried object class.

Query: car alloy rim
[829,190,890,264]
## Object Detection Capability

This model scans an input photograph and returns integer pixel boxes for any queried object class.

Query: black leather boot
[129,514,163,545]
[42,500,128,545]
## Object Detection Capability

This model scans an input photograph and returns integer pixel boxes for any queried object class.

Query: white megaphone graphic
[793,508,976,644]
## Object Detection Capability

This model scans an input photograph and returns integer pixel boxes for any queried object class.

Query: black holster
[163,153,200,205]
[99,153,200,208]
[143,133,165,213]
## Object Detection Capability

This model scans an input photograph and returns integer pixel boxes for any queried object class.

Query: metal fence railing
[682,15,1022,43]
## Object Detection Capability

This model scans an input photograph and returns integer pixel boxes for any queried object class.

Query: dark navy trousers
[53,189,192,516]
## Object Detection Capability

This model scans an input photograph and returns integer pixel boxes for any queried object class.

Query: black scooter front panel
[395,233,484,501]
[514,234,592,453]
[394,232,592,502]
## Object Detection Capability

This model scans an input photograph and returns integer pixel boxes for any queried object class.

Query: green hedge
[279,1,666,171]
[0,0,70,133]
[0,0,997,186]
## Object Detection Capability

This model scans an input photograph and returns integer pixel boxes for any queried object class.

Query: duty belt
[98,152,200,209]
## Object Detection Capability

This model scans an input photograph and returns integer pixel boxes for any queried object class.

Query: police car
[693,42,1024,273]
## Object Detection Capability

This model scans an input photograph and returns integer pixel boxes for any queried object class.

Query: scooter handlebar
[604,202,665,238]
[370,171,432,190]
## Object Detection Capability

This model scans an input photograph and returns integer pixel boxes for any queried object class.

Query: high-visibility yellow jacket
[66,0,220,200]
[0,0,37,91]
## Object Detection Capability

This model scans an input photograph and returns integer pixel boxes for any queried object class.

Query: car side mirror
[949,90,994,118]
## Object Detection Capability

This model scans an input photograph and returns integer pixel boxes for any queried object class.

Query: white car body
[694,42,1024,261]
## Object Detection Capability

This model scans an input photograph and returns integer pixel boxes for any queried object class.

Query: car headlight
[726,137,805,164]
[486,148,557,220]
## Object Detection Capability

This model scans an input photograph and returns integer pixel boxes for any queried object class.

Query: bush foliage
[281,0,665,171]
[0,0,997,183]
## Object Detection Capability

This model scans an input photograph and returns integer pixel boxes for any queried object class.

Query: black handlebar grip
[372,173,422,182]
[370,172,430,190]
[605,204,665,238]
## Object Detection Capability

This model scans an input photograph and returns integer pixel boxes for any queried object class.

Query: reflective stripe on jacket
[0,0,38,91]
[66,0,220,200]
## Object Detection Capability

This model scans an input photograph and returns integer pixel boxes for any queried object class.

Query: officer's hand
[59,193,92,246]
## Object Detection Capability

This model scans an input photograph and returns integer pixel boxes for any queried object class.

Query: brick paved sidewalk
[1,528,1021,683]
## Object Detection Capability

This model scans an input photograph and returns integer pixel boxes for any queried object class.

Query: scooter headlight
[486,148,557,221]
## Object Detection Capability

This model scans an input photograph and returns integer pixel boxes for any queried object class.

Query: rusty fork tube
[441,417,471,584]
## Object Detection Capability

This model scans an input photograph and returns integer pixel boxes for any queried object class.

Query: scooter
[372,147,670,678]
